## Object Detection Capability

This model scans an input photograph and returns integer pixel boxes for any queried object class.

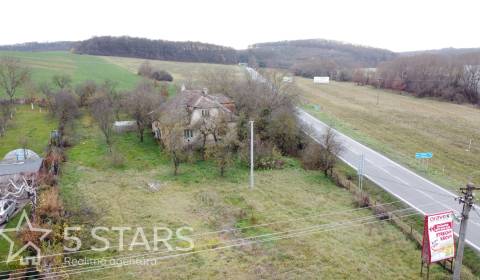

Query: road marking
[298,110,480,252]
[299,110,458,198]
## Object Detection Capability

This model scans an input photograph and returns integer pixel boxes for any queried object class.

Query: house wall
[190,108,221,125]
[152,107,237,147]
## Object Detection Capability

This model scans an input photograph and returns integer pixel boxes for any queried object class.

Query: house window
[201,109,210,117]
[184,129,193,139]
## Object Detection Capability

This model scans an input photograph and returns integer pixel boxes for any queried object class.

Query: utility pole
[249,121,254,189]
[453,183,479,280]
[358,153,365,192]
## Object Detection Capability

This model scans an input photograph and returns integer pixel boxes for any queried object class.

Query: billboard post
[421,211,456,279]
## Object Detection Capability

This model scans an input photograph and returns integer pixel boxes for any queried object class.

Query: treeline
[353,53,480,104]
[239,39,397,79]
[73,36,238,64]
[0,41,76,52]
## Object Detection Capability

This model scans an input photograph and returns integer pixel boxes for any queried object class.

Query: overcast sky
[2,0,479,52]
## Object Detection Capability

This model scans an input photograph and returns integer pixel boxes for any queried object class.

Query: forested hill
[0,41,77,51]
[400,47,480,57]
[239,39,397,77]
[72,36,238,64]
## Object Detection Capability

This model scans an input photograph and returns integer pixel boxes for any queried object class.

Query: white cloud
[1,0,479,51]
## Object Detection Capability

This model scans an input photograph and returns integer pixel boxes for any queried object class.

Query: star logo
[0,210,51,265]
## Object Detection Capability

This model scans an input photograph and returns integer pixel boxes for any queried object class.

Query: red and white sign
[422,211,455,264]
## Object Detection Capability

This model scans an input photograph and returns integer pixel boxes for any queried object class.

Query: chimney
[202,88,208,96]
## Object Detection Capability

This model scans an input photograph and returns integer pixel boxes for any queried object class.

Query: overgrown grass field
[56,112,471,279]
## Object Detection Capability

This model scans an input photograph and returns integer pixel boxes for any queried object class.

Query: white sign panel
[313,76,330,84]
[424,211,455,263]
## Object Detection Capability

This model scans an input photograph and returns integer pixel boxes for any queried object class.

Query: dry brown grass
[297,79,480,193]
[102,56,243,86]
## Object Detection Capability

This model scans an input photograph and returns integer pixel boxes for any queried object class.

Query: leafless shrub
[301,127,343,176]
[52,74,72,90]
[75,80,97,106]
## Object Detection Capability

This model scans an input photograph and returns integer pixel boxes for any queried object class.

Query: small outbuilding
[0,149,43,185]
[113,121,138,133]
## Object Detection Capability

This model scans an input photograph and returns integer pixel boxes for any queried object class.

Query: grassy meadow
[0,52,477,278]
[297,79,480,196]
[103,55,244,85]
[0,51,140,96]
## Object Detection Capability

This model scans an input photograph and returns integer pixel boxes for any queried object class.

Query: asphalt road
[297,109,480,252]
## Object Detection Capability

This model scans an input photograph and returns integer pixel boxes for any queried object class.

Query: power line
[2,198,453,278]
[0,199,406,270]
[27,211,419,279]
[26,211,422,280]
[14,207,418,279]
[9,206,416,278]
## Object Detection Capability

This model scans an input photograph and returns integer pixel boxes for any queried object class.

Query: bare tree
[91,95,115,153]
[230,70,302,155]
[195,110,229,159]
[205,133,238,176]
[302,127,343,176]
[101,80,123,120]
[53,91,79,143]
[158,99,190,175]
[163,125,187,176]
[39,82,56,114]
[75,80,97,107]
[0,101,10,136]
[0,57,30,103]
[52,74,72,90]
[200,69,237,96]
[125,81,164,142]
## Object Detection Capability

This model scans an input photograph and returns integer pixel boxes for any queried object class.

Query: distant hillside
[401,47,480,57]
[239,39,397,78]
[73,36,238,64]
[0,41,77,52]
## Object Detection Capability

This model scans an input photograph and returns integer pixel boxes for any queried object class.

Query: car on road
[0,199,18,224]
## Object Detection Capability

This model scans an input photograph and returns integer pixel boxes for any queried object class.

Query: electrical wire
[24,211,421,280]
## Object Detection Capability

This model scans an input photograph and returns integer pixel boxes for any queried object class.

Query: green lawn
[0,51,140,98]
[0,105,56,158]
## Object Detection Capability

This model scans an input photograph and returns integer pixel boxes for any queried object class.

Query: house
[151,88,237,147]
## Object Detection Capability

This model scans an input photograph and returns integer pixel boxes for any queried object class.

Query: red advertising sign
[422,211,455,264]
